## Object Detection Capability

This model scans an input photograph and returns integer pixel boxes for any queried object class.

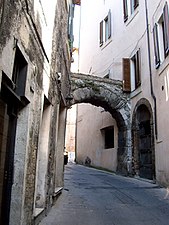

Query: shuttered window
[100,21,103,46]
[153,23,160,68]
[123,50,141,92]
[163,2,169,57]
[123,58,131,92]
[72,0,81,5]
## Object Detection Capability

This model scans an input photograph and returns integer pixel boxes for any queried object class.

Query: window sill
[34,208,44,218]
[100,38,112,50]
[104,147,114,150]
[53,187,63,197]
[124,7,139,26]
[157,56,169,76]
[130,86,142,99]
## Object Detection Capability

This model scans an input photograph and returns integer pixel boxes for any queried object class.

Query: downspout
[145,0,158,140]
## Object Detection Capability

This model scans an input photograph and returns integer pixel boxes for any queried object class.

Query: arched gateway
[68,73,132,174]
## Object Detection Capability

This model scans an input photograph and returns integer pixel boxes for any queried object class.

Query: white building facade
[74,0,169,187]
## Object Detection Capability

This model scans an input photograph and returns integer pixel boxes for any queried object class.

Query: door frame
[132,98,155,180]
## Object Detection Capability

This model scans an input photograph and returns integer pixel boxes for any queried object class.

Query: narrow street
[39,164,169,225]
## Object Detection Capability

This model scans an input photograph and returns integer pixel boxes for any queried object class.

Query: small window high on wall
[153,2,169,68]
[99,10,111,46]
[12,46,28,97]
[123,0,139,22]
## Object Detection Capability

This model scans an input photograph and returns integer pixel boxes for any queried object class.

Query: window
[105,16,109,42]
[123,50,141,92]
[99,10,111,46]
[153,2,169,68]
[103,126,114,149]
[153,23,160,68]
[131,50,141,90]
[123,0,139,22]
[131,0,139,13]
[123,0,128,22]
[163,2,169,56]
[12,46,28,97]
[100,21,103,46]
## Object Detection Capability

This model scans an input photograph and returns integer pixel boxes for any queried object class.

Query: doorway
[132,101,155,180]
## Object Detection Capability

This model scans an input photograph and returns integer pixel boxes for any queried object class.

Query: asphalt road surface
[39,163,169,225]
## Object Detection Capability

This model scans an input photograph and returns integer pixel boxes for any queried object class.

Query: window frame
[153,2,169,69]
[100,20,103,46]
[153,23,161,68]
[123,0,139,22]
[99,10,111,47]
[102,126,114,149]
[163,2,169,57]
[12,46,28,97]
[123,49,141,92]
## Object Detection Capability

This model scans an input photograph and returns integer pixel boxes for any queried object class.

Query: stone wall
[0,0,71,224]
[70,72,132,174]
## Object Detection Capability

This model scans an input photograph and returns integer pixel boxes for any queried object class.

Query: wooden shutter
[108,10,111,39]
[134,0,139,9]
[123,0,128,22]
[163,2,169,56]
[123,58,131,92]
[153,23,160,68]
[135,50,141,88]
[100,21,103,46]
[73,0,81,5]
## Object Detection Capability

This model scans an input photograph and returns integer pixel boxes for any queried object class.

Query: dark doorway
[0,46,29,224]
[132,103,155,180]
[138,119,152,179]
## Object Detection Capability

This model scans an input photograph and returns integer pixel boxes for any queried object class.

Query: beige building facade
[73,0,169,187]
[0,0,76,224]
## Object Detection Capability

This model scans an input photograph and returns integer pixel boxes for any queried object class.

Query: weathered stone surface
[70,72,131,125]
[0,0,71,225]
[69,72,132,175]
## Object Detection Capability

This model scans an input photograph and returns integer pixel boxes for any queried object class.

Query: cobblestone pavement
[39,163,169,225]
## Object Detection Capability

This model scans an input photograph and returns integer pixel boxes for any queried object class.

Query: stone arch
[132,98,155,179]
[68,73,132,174]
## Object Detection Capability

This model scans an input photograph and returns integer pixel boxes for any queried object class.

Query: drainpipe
[145,0,158,140]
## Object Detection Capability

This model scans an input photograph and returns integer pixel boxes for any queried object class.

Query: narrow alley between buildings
[39,164,169,225]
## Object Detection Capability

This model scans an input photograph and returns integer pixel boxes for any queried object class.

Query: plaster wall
[76,0,169,185]
[65,105,76,158]
[55,107,67,188]
[76,0,149,173]
[76,104,118,172]
[144,0,169,186]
